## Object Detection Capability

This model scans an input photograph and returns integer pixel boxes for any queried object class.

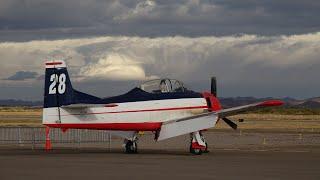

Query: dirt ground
[0,131,319,180]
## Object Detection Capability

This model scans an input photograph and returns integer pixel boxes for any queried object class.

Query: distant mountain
[219,97,269,108]
[219,96,320,109]
[290,97,320,109]
[0,97,320,109]
[0,99,42,107]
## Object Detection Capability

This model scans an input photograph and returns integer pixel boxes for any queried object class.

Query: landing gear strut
[189,131,208,155]
[123,136,138,154]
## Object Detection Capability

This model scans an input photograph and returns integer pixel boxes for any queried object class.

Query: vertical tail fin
[44,60,74,108]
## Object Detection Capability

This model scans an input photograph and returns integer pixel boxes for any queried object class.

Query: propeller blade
[222,117,238,130]
[211,77,217,97]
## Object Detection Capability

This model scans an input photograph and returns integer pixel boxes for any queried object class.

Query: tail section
[44,60,100,108]
[43,60,101,125]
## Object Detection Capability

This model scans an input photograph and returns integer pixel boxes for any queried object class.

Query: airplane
[43,60,284,155]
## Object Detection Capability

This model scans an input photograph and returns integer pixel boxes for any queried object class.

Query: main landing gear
[123,137,138,154]
[189,131,208,155]
[122,131,208,155]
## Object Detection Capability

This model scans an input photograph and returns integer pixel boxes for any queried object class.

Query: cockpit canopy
[138,78,187,94]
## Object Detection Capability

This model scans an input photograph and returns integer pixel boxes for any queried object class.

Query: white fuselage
[43,98,208,131]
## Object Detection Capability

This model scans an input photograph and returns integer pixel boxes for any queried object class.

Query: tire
[125,140,138,154]
[189,144,203,155]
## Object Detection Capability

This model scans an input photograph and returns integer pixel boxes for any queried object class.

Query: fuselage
[43,97,208,131]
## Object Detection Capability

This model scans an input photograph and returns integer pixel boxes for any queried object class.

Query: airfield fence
[0,127,319,151]
[0,127,112,149]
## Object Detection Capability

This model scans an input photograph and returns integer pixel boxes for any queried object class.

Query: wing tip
[259,100,284,107]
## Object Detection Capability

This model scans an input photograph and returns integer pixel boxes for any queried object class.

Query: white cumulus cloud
[79,53,156,81]
[0,32,319,98]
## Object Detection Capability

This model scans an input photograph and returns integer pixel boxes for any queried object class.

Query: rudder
[44,60,74,108]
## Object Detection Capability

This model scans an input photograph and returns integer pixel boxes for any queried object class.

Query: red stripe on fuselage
[45,62,63,66]
[44,122,162,131]
[58,105,208,116]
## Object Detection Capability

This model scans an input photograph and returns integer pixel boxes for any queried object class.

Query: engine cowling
[202,92,222,112]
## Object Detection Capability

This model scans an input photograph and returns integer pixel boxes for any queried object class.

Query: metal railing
[0,127,112,149]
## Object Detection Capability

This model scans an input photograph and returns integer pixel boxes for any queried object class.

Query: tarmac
[0,131,319,180]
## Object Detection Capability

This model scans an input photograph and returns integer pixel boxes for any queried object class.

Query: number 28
[49,73,66,94]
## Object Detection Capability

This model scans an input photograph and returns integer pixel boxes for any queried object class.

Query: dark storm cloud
[5,71,38,81]
[0,0,319,40]
[0,1,319,100]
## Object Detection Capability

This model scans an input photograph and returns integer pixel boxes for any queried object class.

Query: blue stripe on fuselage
[97,88,202,104]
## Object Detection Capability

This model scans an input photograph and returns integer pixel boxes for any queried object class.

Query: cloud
[0,33,319,99]
[79,53,157,80]
[115,0,157,21]
[5,71,38,81]
[0,0,319,39]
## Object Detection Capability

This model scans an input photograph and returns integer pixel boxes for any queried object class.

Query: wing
[215,100,284,118]
[214,100,284,130]
[157,100,283,141]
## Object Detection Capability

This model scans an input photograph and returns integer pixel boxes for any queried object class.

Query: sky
[0,0,319,100]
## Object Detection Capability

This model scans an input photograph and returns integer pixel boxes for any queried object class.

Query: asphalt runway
[0,131,319,180]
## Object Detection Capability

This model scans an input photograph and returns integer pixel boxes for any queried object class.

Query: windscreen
[139,79,186,93]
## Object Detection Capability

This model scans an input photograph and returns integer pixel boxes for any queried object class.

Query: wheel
[189,144,203,155]
[125,140,138,154]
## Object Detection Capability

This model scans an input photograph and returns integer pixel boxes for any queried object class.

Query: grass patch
[0,106,42,126]
[247,107,320,115]
[0,106,41,112]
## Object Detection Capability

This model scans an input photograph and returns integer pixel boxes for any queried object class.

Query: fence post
[108,133,111,152]
[78,129,81,150]
[262,137,267,145]
[31,128,35,150]
[18,127,22,146]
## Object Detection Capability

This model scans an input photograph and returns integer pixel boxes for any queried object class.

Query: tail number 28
[49,73,66,94]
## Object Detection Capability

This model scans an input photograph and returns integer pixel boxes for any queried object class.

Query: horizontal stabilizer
[61,104,104,109]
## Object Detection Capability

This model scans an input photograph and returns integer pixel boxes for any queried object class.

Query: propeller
[210,77,237,130]
[222,117,238,130]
